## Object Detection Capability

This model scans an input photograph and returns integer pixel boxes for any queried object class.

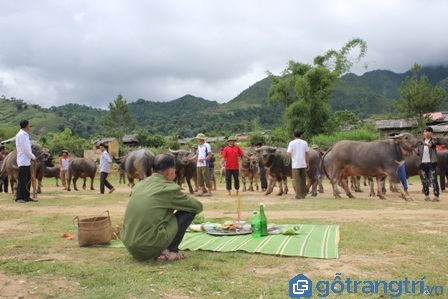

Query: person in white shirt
[59,150,70,190]
[15,120,37,203]
[287,130,309,199]
[188,133,212,196]
[99,143,115,194]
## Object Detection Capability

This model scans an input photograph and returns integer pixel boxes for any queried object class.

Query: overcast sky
[1,0,447,109]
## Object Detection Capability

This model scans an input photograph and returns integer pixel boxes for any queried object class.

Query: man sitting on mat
[120,154,203,261]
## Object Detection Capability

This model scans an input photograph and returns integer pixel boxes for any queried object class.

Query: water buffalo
[124,149,155,188]
[254,146,321,197]
[0,143,50,200]
[40,164,61,188]
[169,149,197,194]
[240,153,260,192]
[67,158,96,191]
[219,166,226,183]
[36,155,59,192]
[329,133,422,200]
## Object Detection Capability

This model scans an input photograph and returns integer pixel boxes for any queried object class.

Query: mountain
[1,65,448,140]
[331,66,448,118]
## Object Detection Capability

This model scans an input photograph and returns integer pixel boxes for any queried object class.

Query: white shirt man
[287,130,309,199]
[15,120,37,203]
[99,144,115,194]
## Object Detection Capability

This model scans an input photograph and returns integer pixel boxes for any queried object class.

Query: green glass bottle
[251,211,261,238]
[259,203,268,236]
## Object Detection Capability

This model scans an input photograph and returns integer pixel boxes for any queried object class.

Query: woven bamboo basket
[74,211,113,247]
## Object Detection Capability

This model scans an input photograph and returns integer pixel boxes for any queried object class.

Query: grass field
[1,176,447,298]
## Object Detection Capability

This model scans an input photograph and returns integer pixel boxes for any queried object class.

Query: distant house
[123,134,139,147]
[375,119,418,139]
[207,136,228,143]
[89,137,119,159]
[375,111,448,139]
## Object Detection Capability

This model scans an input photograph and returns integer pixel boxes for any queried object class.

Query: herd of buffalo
[1,132,448,201]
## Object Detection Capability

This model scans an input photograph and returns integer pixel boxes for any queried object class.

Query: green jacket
[120,173,203,261]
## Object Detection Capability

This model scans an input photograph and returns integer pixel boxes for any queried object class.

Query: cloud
[0,0,447,108]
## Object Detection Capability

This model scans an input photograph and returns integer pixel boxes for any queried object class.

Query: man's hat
[61,149,69,155]
[227,136,237,142]
[195,133,206,140]
[192,144,198,149]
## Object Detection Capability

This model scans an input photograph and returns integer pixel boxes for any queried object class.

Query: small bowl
[202,223,215,231]
[236,220,246,226]
[242,224,252,231]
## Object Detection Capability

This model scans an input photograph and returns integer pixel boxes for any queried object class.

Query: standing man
[254,142,268,192]
[99,143,115,194]
[120,154,203,261]
[418,127,439,202]
[0,145,9,193]
[188,134,212,196]
[287,130,309,199]
[221,136,253,196]
[15,120,38,203]
[59,150,70,190]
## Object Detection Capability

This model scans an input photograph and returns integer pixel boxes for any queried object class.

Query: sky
[1,0,447,109]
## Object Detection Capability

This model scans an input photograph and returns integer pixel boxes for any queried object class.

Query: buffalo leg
[253,177,259,191]
[276,177,284,196]
[330,174,342,199]
[283,177,288,195]
[376,177,387,199]
[82,178,87,190]
[340,176,355,198]
[186,177,194,194]
[90,177,95,190]
[73,178,79,191]
[368,178,375,197]
[241,176,247,192]
[265,177,275,195]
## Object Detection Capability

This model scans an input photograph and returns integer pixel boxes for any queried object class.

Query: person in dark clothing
[417,126,440,202]
[0,145,9,193]
[254,142,268,191]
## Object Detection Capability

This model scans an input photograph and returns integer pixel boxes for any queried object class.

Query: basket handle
[91,210,110,223]
[73,211,110,228]
[73,216,79,228]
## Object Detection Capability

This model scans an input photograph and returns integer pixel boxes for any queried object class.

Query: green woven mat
[179,224,339,259]
[106,224,339,259]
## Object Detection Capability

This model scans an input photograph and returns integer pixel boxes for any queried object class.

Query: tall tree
[103,93,136,141]
[267,38,367,138]
[394,63,446,130]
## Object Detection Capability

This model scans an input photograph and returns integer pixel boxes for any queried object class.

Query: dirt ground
[1,179,447,298]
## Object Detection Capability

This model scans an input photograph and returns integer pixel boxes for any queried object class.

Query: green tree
[394,63,447,130]
[247,132,266,146]
[42,128,90,157]
[147,135,166,148]
[267,38,367,139]
[103,93,136,141]
[333,110,359,129]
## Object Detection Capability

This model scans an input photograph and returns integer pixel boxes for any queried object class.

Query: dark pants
[17,166,31,200]
[100,172,114,194]
[225,169,240,191]
[0,175,8,193]
[167,211,196,252]
[292,168,307,199]
[420,162,439,197]
[259,165,268,190]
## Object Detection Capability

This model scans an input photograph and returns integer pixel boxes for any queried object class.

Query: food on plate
[221,221,242,230]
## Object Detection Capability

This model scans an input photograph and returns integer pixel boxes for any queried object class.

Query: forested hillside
[1,65,448,140]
